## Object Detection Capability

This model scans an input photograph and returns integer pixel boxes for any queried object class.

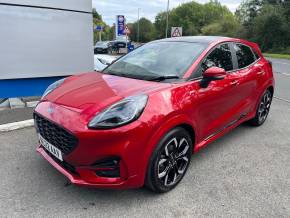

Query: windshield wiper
[104,71,128,77]
[104,70,180,82]
[148,75,180,81]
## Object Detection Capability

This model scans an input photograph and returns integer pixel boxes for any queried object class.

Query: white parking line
[272,61,290,66]
[274,96,290,104]
[0,119,34,132]
[26,101,39,108]
[275,72,290,76]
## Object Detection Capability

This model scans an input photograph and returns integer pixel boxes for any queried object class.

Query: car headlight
[88,95,148,129]
[41,78,65,99]
[98,58,111,66]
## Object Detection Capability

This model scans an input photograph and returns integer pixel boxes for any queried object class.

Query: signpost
[171,27,183,37]
[124,25,131,52]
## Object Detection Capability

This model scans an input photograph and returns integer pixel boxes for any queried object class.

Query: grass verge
[263,53,290,60]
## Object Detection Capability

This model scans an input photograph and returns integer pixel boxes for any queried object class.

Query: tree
[92,8,114,43]
[130,18,156,42]
[235,0,290,52]
[252,4,289,51]
[154,0,237,38]
[202,15,242,37]
[155,12,168,39]
[265,0,290,22]
[235,0,264,39]
[235,0,263,24]
[92,8,102,21]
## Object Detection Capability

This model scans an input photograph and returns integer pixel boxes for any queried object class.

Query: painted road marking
[0,119,34,132]
[275,72,290,76]
[274,96,290,104]
[272,61,290,66]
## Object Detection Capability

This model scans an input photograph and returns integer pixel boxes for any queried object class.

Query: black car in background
[110,40,127,53]
[94,41,112,54]
[94,40,131,54]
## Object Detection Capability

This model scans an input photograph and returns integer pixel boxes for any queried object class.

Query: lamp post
[165,0,170,38]
[137,8,140,42]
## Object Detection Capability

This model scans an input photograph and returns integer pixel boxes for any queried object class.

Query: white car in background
[94,54,119,71]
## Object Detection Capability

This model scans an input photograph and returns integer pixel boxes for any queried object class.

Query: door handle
[230,80,239,86]
[257,71,265,76]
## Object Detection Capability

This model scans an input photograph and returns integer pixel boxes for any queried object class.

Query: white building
[0,0,94,80]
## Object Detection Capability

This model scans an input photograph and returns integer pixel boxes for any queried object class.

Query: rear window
[234,44,256,69]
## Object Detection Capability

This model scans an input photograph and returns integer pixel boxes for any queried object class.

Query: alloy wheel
[258,91,272,124]
[157,137,190,187]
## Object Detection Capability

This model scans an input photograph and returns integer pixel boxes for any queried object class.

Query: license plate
[39,134,63,161]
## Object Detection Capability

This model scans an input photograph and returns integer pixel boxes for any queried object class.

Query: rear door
[231,43,260,117]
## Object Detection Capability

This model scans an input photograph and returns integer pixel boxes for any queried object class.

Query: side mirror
[203,67,226,80]
[200,67,226,88]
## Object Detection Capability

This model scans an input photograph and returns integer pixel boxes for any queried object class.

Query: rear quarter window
[234,44,256,69]
[253,50,260,60]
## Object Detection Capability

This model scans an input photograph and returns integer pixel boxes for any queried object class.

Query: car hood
[94,54,119,63]
[44,72,170,114]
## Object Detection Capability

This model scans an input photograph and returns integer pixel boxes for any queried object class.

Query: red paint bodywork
[35,37,274,189]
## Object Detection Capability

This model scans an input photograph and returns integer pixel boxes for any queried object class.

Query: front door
[193,43,243,141]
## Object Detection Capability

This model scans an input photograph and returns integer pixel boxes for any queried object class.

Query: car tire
[145,127,193,193]
[248,89,273,126]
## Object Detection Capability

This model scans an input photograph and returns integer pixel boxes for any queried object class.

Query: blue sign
[0,77,66,98]
[95,25,103,31]
[116,15,125,36]
[128,44,135,53]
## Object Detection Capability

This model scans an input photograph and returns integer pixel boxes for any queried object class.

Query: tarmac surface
[0,99,289,217]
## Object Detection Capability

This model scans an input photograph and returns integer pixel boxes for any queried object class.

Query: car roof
[155,36,233,44]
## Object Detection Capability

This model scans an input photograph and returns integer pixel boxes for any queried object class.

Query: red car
[34,36,274,193]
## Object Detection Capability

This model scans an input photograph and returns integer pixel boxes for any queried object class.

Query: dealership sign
[116,15,125,37]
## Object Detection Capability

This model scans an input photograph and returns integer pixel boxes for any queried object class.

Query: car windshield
[102,41,207,81]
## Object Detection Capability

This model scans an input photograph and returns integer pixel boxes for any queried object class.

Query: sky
[92,0,242,25]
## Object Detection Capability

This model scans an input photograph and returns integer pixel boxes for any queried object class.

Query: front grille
[34,113,78,155]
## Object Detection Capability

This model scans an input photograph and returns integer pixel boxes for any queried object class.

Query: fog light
[93,157,120,178]
[95,168,120,178]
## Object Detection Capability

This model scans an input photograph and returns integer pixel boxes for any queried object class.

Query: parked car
[94,54,119,71]
[94,41,112,54]
[110,40,130,53]
[34,36,274,193]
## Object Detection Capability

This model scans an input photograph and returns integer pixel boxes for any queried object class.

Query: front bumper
[35,101,151,189]
[37,146,138,189]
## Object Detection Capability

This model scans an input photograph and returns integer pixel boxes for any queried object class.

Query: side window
[234,44,256,68]
[201,43,233,73]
